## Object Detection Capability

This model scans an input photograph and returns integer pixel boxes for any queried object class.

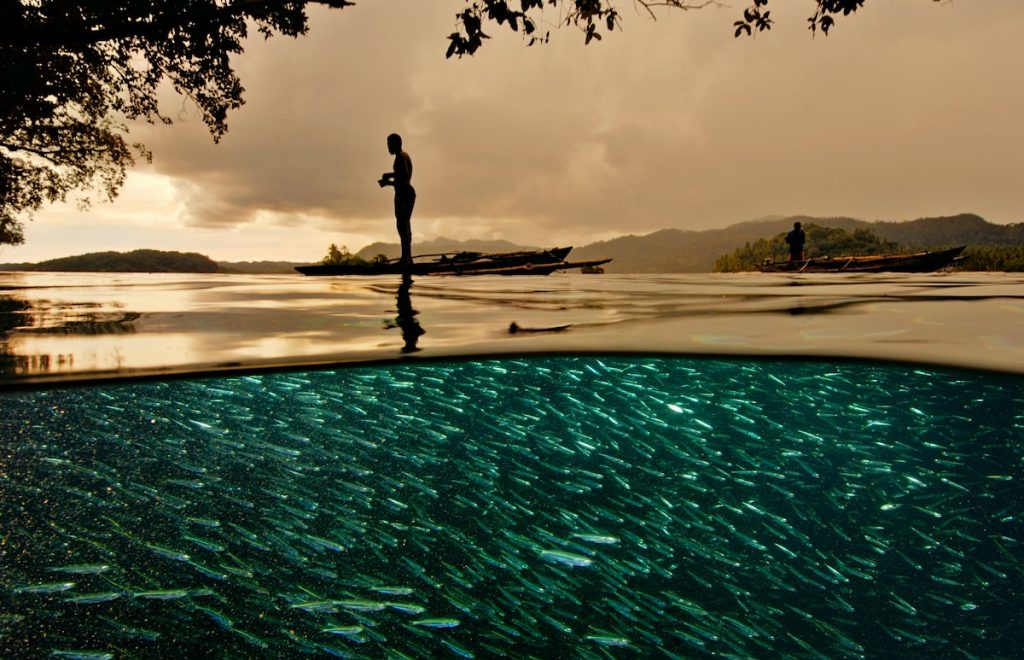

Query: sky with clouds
[5,0,1023,263]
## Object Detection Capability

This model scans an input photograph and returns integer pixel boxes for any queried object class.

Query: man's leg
[395,191,415,264]
[397,217,412,264]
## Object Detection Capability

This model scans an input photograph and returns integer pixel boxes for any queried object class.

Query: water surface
[2,271,1023,386]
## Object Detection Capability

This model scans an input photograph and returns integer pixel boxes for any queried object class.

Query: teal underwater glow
[1,357,1022,657]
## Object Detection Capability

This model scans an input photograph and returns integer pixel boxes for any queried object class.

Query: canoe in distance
[760,246,967,273]
[296,247,598,276]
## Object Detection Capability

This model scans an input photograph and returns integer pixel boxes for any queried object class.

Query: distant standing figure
[378,133,415,265]
[785,221,806,262]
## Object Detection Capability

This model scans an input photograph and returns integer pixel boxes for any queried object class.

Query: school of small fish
[1,357,1022,658]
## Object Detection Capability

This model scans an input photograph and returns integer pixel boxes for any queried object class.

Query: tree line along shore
[2,214,1022,274]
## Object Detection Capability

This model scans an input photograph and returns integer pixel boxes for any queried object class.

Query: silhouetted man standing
[785,221,806,262]
[378,133,415,266]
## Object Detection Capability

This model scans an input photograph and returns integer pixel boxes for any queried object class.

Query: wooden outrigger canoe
[760,246,967,273]
[295,247,611,276]
[429,257,613,276]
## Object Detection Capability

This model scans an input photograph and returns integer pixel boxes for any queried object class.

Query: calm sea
[1,272,1022,657]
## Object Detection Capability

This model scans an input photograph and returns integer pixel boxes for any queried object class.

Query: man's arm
[379,153,412,187]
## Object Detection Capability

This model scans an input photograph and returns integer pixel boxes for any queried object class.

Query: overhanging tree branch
[2,0,355,48]
[634,1,717,22]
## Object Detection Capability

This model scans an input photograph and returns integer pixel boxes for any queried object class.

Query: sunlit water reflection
[1,271,1023,386]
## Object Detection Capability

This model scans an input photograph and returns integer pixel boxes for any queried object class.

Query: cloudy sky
[5,0,1023,263]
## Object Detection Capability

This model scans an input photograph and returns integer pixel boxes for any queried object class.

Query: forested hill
[571,217,861,273]
[572,213,1024,273]
[870,214,1024,248]
[8,249,220,273]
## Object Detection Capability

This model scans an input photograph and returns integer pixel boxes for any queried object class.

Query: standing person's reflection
[385,274,424,353]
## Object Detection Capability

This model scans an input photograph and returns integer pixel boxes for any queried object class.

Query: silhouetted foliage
[959,246,1024,272]
[1,0,353,246]
[28,249,220,273]
[448,0,943,57]
[714,225,901,272]
[734,0,870,38]
[217,260,304,274]
[322,243,366,266]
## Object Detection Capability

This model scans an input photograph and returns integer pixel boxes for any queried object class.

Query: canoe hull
[296,247,577,276]
[761,246,967,273]
[434,258,613,276]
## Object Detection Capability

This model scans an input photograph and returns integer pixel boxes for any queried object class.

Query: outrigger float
[295,247,612,276]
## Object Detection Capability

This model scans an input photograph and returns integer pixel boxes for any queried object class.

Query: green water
[1,357,1022,657]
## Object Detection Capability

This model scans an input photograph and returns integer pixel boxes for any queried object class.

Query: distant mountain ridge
[571,213,1024,273]
[865,214,1024,248]
[1,213,1020,273]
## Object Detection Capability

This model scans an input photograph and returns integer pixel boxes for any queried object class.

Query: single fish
[13,582,76,594]
[387,602,426,616]
[47,565,112,575]
[321,625,364,636]
[63,592,123,604]
[145,544,190,562]
[539,549,593,567]
[231,627,269,649]
[185,516,221,528]
[442,639,475,658]
[289,600,339,613]
[183,533,225,553]
[411,618,460,629]
[586,635,631,648]
[336,599,387,612]
[373,586,415,596]
[195,606,234,630]
[133,589,191,600]
[571,533,620,545]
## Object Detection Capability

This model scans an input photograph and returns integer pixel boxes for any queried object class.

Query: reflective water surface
[1,271,1023,386]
